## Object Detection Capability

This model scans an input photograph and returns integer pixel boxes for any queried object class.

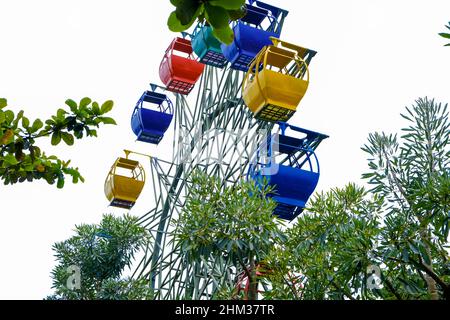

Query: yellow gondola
[242,37,313,122]
[104,157,145,209]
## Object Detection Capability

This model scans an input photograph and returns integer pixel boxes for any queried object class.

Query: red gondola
[159,37,205,95]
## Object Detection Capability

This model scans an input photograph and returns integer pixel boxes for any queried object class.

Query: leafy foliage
[48,214,153,300]
[361,97,450,300]
[263,184,384,300]
[439,21,450,46]
[0,98,116,188]
[263,97,449,300]
[174,98,448,300]
[167,0,246,44]
[174,170,285,299]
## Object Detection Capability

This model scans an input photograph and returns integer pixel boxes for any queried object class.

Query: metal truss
[132,65,274,299]
[129,7,317,298]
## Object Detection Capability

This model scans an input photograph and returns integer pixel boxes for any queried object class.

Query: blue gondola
[131,87,173,145]
[221,0,288,71]
[248,122,328,221]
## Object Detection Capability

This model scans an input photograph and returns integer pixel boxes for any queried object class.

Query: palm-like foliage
[439,21,450,46]
[48,214,152,300]
[174,170,285,299]
[263,98,449,300]
[263,184,383,300]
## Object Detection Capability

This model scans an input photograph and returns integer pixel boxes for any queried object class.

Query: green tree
[439,21,450,46]
[263,184,384,300]
[167,0,246,44]
[48,214,152,300]
[264,97,449,300]
[0,97,116,188]
[174,170,285,300]
[361,97,449,299]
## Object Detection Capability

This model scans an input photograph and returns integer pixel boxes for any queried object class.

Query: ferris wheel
[103,0,328,299]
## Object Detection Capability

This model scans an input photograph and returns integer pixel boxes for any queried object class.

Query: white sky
[0,0,449,299]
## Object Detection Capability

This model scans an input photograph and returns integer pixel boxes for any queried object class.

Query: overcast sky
[0,0,449,299]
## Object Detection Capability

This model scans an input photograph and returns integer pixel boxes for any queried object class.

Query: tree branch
[409,257,450,299]
[383,277,403,300]
[284,273,302,300]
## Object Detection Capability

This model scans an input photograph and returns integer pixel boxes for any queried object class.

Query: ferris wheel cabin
[159,37,205,95]
[221,1,287,72]
[248,123,328,221]
[131,89,173,144]
[104,157,145,209]
[243,37,317,123]
[192,24,228,68]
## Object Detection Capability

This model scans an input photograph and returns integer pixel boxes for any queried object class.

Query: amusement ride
[103,0,328,299]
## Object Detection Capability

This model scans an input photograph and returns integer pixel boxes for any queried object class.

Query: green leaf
[92,102,100,115]
[31,146,41,157]
[3,154,19,165]
[4,110,14,123]
[65,99,78,113]
[80,97,92,108]
[408,242,419,254]
[61,132,74,146]
[13,110,24,127]
[209,0,245,10]
[100,100,114,114]
[170,0,182,6]
[168,11,189,32]
[175,0,202,26]
[22,116,30,128]
[57,176,65,189]
[56,108,67,120]
[30,119,44,133]
[439,32,450,39]
[212,25,234,45]
[205,3,230,29]
[51,131,62,146]
[0,112,5,124]
[169,2,203,32]
[98,117,117,125]
[401,248,409,262]
[228,8,247,21]
[418,244,431,266]
[0,98,7,109]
